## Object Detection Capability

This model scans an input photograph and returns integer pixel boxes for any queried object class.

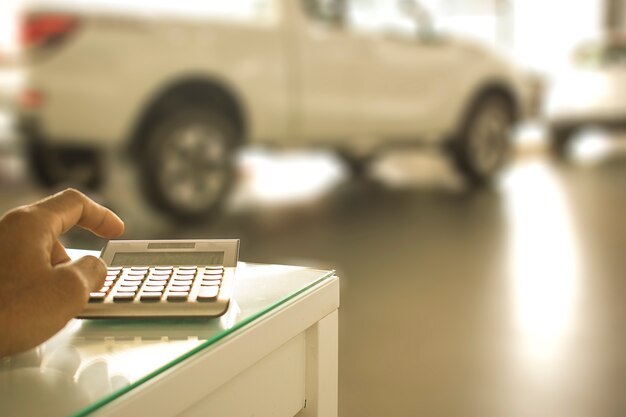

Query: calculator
[78,239,240,318]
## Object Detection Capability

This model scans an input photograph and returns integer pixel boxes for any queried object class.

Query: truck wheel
[336,151,371,177]
[549,126,574,158]
[27,144,103,190]
[140,107,237,222]
[450,94,514,185]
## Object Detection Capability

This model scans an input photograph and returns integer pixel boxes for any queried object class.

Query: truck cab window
[348,0,424,38]
[301,0,346,26]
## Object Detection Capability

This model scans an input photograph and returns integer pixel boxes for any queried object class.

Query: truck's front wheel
[449,94,514,185]
[140,107,237,222]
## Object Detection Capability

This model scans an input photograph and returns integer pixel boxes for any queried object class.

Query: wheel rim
[467,102,511,176]
[156,123,230,212]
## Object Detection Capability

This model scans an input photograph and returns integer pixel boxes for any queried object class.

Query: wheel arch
[128,74,248,159]
[458,80,520,134]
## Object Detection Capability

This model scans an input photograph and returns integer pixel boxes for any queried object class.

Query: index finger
[32,189,125,239]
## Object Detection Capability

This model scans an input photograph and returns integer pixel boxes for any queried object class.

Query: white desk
[0,254,340,417]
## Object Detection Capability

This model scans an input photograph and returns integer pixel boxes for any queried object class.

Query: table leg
[298,309,338,417]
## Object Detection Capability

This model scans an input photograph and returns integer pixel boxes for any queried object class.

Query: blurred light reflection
[234,150,343,206]
[92,339,199,382]
[501,161,580,364]
[570,131,614,163]
[219,300,241,329]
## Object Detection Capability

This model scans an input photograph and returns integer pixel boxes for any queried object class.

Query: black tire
[336,151,371,177]
[139,106,238,222]
[27,143,103,190]
[449,94,514,185]
[549,126,574,158]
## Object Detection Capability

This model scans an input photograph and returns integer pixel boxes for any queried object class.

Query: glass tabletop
[0,251,335,417]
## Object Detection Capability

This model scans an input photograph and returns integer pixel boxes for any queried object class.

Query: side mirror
[397,0,436,40]
[303,0,346,27]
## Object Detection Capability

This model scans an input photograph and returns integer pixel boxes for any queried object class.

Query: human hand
[0,189,124,357]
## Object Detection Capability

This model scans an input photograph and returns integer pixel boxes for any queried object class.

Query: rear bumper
[17,113,104,156]
[0,67,22,111]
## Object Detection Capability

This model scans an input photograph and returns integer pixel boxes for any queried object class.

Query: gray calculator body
[79,239,239,318]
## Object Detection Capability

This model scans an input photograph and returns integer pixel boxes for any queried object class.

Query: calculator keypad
[89,266,224,304]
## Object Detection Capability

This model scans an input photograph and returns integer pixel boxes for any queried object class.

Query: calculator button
[145,281,167,288]
[149,271,172,276]
[107,267,122,272]
[167,292,189,302]
[202,275,221,281]
[197,287,219,301]
[140,292,162,302]
[201,285,220,291]
[146,275,169,281]
[203,270,223,276]
[178,266,197,271]
[201,278,221,285]
[205,266,224,271]
[170,285,191,292]
[106,270,120,277]
[145,283,167,290]
[121,276,145,282]
[154,266,173,271]
[171,279,193,285]
[89,292,106,302]
[118,285,139,292]
[126,271,147,277]
[115,290,138,296]
[143,285,165,292]
[175,270,196,276]
[130,266,149,271]
[113,293,136,302]
[201,284,220,290]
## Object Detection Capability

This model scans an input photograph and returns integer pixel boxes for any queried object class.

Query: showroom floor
[0,131,624,417]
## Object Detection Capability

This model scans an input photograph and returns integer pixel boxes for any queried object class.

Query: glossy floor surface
[0,133,624,417]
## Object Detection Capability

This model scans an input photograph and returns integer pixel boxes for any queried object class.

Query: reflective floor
[0,131,625,417]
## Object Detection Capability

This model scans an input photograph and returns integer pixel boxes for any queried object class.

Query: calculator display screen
[111,251,224,266]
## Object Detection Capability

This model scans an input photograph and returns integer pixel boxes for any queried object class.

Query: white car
[1,0,530,220]
[546,38,626,155]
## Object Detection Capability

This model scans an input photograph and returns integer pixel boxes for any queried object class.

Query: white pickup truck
[1,0,530,221]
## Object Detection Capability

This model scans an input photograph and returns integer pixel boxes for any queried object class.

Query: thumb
[9,256,109,354]
[55,255,107,298]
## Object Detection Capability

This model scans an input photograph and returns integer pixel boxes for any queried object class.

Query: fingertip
[84,254,107,276]
[111,212,125,236]
[98,209,125,239]
[33,187,125,238]
[72,255,107,291]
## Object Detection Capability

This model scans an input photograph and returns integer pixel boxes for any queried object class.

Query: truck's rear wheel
[140,107,237,222]
[450,94,514,185]
[27,144,103,190]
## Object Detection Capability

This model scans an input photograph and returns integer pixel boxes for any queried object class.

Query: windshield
[302,0,435,38]
[349,0,416,36]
